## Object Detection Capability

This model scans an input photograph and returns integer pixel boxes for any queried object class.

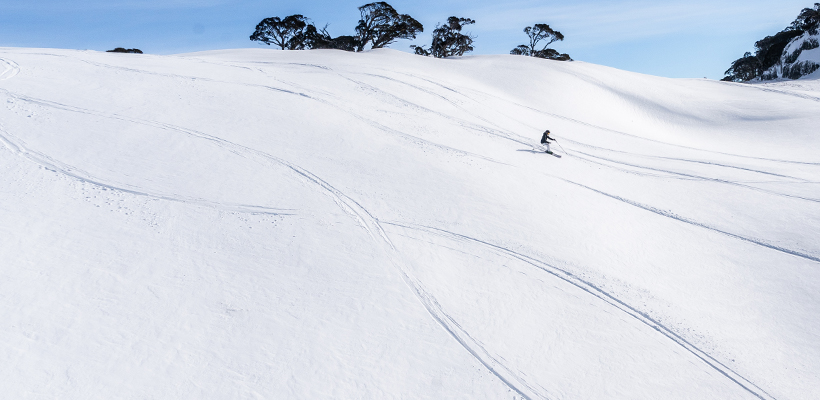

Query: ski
[533,147,562,158]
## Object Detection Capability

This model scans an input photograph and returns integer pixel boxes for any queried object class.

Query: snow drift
[1,47,819,399]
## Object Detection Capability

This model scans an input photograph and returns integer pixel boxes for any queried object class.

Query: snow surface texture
[761,31,820,81]
[1,47,819,399]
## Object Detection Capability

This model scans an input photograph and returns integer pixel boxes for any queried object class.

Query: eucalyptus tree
[355,2,423,52]
[510,24,571,61]
[412,17,476,58]
[250,15,310,50]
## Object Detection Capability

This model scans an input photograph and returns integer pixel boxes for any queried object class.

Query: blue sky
[0,0,811,79]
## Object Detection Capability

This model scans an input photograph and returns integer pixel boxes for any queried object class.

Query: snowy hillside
[1,47,819,399]
[761,31,820,80]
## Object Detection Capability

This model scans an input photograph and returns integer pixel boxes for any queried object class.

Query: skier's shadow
[517,148,547,154]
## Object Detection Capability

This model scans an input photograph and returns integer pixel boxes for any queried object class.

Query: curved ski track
[278,173,549,400]
[60,58,501,165]
[0,126,292,216]
[336,72,536,151]
[0,57,20,81]
[383,221,778,400]
[0,86,543,398]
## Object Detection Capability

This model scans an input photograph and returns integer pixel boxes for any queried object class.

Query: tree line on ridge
[249,2,571,61]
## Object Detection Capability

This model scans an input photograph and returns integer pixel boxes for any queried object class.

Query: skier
[540,129,556,154]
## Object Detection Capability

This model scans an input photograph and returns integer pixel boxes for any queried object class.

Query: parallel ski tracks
[341,70,820,196]
[560,137,815,183]
[568,149,820,203]
[457,81,820,166]
[555,177,820,264]
[0,57,20,81]
[383,221,779,400]
[59,58,502,165]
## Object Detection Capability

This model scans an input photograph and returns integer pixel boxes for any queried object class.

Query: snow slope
[1,47,818,399]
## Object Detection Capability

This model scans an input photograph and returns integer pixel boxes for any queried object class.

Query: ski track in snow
[542,149,692,179]
[0,91,538,398]
[560,137,815,183]
[0,92,364,223]
[0,125,293,216]
[353,71,520,136]
[561,138,816,182]
[0,70,535,398]
[59,58,501,165]
[743,83,820,103]
[299,185,548,399]
[283,69,508,164]
[75,58,314,99]
[503,122,816,202]
[185,57,531,162]
[381,82,820,264]
[382,256,547,400]
[567,149,820,203]
[339,71,539,151]
[554,176,820,264]
[339,70,819,192]
[466,85,820,166]
[383,221,778,400]
[655,157,818,182]
[0,57,20,81]
[381,81,820,262]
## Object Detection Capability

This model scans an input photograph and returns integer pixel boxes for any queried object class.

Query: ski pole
[555,139,567,154]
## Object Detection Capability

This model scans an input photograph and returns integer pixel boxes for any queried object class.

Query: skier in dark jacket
[540,130,556,154]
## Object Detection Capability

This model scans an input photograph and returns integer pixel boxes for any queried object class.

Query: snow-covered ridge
[761,31,820,80]
[0,47,818,399]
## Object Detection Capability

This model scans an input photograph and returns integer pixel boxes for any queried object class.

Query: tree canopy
[723,52,763,82]
[412,17,475,58]
[301,25,358,51]
[792,3,820,34]
[510,24,571,61]
[250,15,358,51]
[106,48,143,54]
[249,15,310,50]
[355,2,423,52]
